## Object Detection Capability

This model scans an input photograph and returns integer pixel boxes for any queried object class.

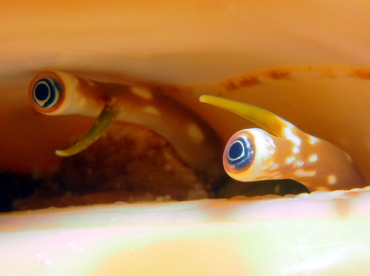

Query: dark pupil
[33,78,61,109]
[35,83,50,101]
[227,136,254,171]
[229,140,244,160]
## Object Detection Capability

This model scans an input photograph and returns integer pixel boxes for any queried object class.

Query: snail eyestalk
[28,71,224,181]
[200,95,366,192]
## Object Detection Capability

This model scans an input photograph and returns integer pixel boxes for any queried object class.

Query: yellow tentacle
[200,95,289,137]
[55,99,120,157]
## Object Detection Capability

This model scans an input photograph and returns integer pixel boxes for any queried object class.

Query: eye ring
[223,131,255,173]
[29,74,64,113]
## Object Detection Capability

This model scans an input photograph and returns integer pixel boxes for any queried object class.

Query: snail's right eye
[224,131,255,173]
[32,78,62,109]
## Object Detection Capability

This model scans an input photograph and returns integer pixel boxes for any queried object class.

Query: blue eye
[32,78,62,109]
[226,135,254,171]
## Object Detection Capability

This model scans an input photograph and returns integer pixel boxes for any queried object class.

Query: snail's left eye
[224,132,255,173]
[32,78,62,109]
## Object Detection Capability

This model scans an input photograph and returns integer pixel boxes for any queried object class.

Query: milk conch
[0,0,370,275]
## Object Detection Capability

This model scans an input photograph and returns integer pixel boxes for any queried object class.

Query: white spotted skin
[131,87,153,100]
[285,156,295,164]
[282,129,365,191]
[258,119,365,191]
[283,123,302,154]
[142,106,161,115]
[274,127,364,191]
[187,124,204,144]
[294,160,304,168]
[226,126,365,191]
[308,135,319,145]
[270,163,279,171]
[308,154,318,163]
[327,175,337,185]
[294,169,316,177]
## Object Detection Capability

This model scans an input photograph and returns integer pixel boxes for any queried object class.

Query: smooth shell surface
[0,0,370,275]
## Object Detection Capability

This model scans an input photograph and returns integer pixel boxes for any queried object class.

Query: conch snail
[0,66,369,276]
[1,0,370,275]
[28,71,366,193]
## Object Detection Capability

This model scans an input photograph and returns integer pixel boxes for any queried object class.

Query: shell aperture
[200,95,366,192]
